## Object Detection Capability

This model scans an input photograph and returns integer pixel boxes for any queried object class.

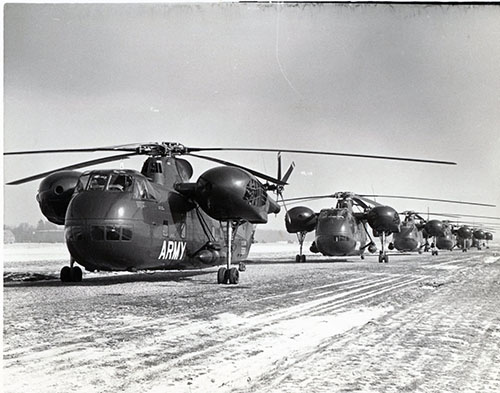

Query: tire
[228,267,239,285]
[378,255,383,263]
[360,254,365,260]
[295,255,300,262]
[60,266,71,282]
[71,266,83,282]
[384,255,389,263]
[217,267,228,284]
[300,255,306,262]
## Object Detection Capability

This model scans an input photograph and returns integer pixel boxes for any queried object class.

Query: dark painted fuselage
[393,220,424,252]
[435,225,455,251]
[64,158,255,272]
[313,208,367,256]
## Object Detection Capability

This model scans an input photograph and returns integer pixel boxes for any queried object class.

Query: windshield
[85,173,134,192]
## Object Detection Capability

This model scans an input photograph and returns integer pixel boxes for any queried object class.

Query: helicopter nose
[315,218,356,255]
[66,190,137,220]
[316,234,356,255]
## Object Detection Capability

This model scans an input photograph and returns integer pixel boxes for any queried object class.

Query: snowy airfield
[3,242,500,393]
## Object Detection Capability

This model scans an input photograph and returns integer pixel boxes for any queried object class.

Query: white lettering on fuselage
[158,240,187,260]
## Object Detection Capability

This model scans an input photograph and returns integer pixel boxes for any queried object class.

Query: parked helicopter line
[280,193,496,262]
[397,212,500,253]
[5,142,457,284]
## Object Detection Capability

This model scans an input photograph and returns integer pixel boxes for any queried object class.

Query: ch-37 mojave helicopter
[454,219,499,251]
[5,142,456,284]
[387,200,497,254]
[281,193,495,263]
[397,211,500,254]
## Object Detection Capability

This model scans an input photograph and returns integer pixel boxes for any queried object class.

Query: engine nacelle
[424,220,445,237]
[188,167,278,223]
[485,232,493,241]
[473,229,485,240]
[366,206,400,234]
[36,171,81,225]
[457,226,472,239]
[285,206,317,233]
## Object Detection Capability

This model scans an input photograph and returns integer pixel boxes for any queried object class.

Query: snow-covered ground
[3,244,500,393]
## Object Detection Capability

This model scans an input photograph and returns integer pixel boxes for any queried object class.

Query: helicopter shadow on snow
[244,258,353,265]
[3,269,215,288]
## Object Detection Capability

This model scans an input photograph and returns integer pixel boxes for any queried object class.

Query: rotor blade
[359,195,495,208]
[281,162,296,184]
[187,153,287,186]
[6,153,134,185]
[280,194,336,203]
[413,212,500,220]
[185,147,457,166]
[4,144,140,155]
[353,195,381,208]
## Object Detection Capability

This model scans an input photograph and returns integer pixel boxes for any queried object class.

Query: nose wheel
[60,258,83,282]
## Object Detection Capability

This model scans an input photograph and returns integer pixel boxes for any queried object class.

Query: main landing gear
[217,221,243,285]
[295,231,308,262]
[378,232,389,263]
[60,257,83,282]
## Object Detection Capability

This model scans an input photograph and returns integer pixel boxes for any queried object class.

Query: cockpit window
[87,174,108,191]
[75,174,90,193]
[133,178,157,201]
[108,174,133,192]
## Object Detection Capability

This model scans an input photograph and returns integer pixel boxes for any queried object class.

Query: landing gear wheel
[384,255,389,263]
[217,267,228,284]
[228,267,239,285]
[378,254,384,263]
[295,255,300,262]
[60,266,71,282]
[300,255,306,262]
[71,266,83,282]
[360,254,365,260]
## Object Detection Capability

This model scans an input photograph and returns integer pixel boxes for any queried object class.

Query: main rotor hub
[136,142,187,157]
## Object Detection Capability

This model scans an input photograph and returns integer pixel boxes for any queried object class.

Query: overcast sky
[3,3,500,231]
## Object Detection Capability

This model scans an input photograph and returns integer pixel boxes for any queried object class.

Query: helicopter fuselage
[63,166,254,272]
[393,221,424,252]
[313,208,367,256]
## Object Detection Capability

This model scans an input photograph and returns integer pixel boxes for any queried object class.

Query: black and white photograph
[3,2,500,392]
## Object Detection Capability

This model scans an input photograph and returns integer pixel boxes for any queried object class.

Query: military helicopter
[419,212,500,253]
[283,192,406,263]
[5,142,456,284]
[455,222,498,251]
[282,193,495,262]
[388,203,497,255]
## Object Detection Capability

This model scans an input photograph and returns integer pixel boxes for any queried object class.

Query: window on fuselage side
[162,220,169,237]
[133,178,157,201]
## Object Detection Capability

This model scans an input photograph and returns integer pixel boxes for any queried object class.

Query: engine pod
[366,205,401,234]
[195,167,274,223]
[457,226,472,239]
[424,220,445,237]
[37,171,81,225]
[285,206,317,233]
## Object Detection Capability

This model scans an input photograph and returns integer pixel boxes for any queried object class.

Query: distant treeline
[253,229,298,243]
[4,220,64,243]
[4,222,296,244]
